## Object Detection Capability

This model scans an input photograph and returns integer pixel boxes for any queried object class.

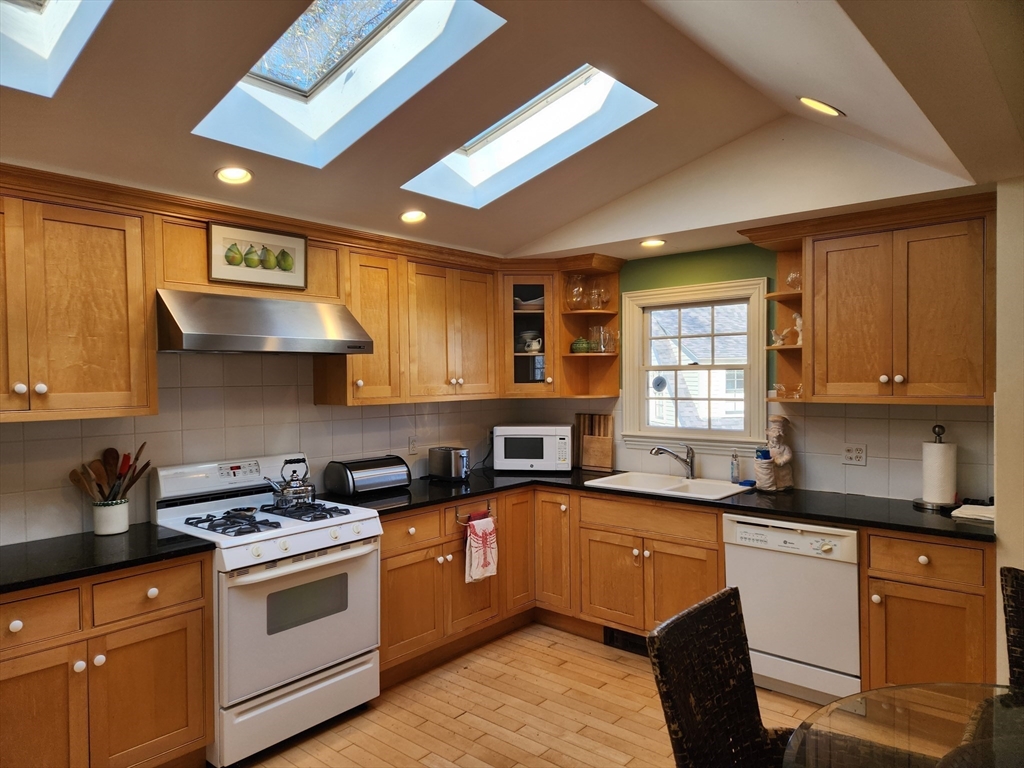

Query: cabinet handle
[355,379,364,388]
[446,554,453,562]
[643,550,651,558]
[878,375,889,384]
[457,378,465,385]
[408,527,416,535]
[34,382,48,394]
[436,556,444,564]
[632,549,640,557]
[13,383,27,395]
[918,555,930,565]
[147,587,159,599]
[560,504,567,512]
[449,378,457,385]
[871,594,882,604]
[93,654,106,667]
[545,377,553,384]
[894,375,905,384]
[8,620,23,633]
[73,661,86,673]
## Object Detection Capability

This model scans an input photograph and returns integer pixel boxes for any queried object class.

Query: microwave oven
[493,425,572,472]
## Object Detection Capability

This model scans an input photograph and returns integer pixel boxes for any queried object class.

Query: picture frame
[208,222,307,290]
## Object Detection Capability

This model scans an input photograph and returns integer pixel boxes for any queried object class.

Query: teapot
[524,338,543,352]
[264,457,316,507]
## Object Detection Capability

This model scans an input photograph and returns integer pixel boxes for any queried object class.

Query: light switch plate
[843,443,867,466]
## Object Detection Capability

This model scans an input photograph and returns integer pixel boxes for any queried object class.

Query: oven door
[218,540,379,707]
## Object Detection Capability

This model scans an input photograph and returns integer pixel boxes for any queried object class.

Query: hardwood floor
[241,624,818,768]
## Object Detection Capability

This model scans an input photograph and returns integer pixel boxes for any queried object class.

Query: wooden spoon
[89,459,110,499]
[102,448,120,489]
[120,460,151,498]
[69,469,100,502]
[126,442,146,483]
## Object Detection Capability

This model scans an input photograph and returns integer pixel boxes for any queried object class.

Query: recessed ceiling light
[798,97,844,117]
[216,167,252,184]
[401,210,426,223]
[640,239,665,248]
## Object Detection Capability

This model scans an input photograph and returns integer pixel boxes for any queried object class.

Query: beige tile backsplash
[0,353,994,545]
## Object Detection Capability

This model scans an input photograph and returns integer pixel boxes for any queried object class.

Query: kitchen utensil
[264,457,317,506]
[102,448,119,487]
[89,460,110,498]
[125,441,146,486]
[324,455,411,496]
[428,447,470,481]
[119,460,150,498]
[70,469,100,502]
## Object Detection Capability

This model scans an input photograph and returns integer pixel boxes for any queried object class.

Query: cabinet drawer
[92,561,203,626]
[0,589,81,649]
[868,535,984,587]
[444,497,496,537]
[382,509,442,556]
[580,495,718,543]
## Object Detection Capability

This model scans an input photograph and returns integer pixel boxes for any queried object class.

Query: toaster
[428,447,470,481]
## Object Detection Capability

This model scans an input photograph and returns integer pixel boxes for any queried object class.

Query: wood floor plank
[361,708,465,763]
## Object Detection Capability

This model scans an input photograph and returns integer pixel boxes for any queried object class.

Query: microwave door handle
[226,541,378,588]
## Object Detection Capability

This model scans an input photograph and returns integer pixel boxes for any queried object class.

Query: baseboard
[532,609,605,642]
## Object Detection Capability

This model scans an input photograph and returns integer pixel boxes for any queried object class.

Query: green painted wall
[619,243,778,384]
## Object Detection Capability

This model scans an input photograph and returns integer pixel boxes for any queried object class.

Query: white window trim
[621,278,767,457]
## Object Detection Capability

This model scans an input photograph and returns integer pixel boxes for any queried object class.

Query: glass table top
[783,683,1023,768]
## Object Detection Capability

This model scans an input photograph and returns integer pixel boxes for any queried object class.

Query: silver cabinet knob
[446,554,453,562]
[408,527,416,535]
[8,620,23,633]
[545,377,553,384]
[918,555,930,565]
[894,375,905,383]
[146,587,159,599]
[73,661,86,673]
[13,383,27,395]
[355,379,364,388]
[34,382,48,394]
[879,375,889,384]
[643,550,651,558]
[559,504,567,512]
[871,594,882,604]
[457,378,464,385]
[436,556,444,564]
[93,654,106,667]
[449,378,457,385]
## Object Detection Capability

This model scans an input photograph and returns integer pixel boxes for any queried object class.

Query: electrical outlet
[408,435,418,455]
[843,443,867,466]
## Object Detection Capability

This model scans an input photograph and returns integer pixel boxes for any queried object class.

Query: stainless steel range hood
[157,289,373,354]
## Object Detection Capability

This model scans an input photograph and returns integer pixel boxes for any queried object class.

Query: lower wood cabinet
[443,540,499,636]
[501,490,535,612]
[380,546,445,662]
[643,538,719,631]
[535,490,571,611]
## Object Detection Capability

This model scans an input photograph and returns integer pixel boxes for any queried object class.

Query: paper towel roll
[922,442,957,504]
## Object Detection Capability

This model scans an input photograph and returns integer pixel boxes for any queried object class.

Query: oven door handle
[226,541,378,587]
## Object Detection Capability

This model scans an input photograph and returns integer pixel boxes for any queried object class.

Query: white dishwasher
[723,514,860,704]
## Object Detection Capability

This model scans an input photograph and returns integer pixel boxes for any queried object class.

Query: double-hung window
[621,279,767,452]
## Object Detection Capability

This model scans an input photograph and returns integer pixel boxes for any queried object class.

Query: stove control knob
[329,528,340,540]
[279,540,290,552]
[352,523,363,535]
[251,544,263,558]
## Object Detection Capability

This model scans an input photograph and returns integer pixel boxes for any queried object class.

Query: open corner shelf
[561,309,617,316]
[766,344,803,351]
[765,290,803,302]
[562,352,619,358]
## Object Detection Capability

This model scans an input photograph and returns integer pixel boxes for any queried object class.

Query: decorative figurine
[766,415,795,490]
[793,313,803,346]
[770,328,791,347]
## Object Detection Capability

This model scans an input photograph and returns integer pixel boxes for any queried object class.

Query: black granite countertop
[0,523,215,595]
[322,469,996,543]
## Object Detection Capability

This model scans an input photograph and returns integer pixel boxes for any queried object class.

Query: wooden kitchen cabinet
[452,269,498,396]
[579,528,645,629]
[0,197,29,414]
[501,490,535,613]
[0,642,90,768]
[380,546,446,662]
[443,539,500,636]
[501,273,556,396]
[88,611,205,768]
[534,490,572,611]
[643,538,719,630]
[0,198,156,421]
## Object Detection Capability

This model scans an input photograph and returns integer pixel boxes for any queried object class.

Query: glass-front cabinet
[502,274,555,395]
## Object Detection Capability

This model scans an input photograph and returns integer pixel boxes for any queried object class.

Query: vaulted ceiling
[1,0,1020,259]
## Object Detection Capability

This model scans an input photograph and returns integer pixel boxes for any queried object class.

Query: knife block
[581,435,613,471]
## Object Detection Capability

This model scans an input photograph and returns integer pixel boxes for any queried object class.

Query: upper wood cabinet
[808,218,992,403]
[0,199,156,422]
[501,273,556,396]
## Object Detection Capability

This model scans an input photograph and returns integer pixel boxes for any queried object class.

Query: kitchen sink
[584,472,747,501]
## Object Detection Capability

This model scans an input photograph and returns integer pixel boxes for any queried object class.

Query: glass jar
[564,274,587,310]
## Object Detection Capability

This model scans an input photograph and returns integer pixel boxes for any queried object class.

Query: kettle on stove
[264,457,316,507]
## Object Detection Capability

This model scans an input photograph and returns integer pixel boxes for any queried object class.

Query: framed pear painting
[209,223,307,289]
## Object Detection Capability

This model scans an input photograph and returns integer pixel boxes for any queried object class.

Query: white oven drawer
[218,540,380,707]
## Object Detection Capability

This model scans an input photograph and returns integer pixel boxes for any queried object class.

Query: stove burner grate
[260,501,351,522]
[184,510,283,537]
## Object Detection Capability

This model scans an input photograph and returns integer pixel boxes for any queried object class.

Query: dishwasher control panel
[723,514,857,564]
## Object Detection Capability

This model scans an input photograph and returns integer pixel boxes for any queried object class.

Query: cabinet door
[0,199,30,412]
[380,546,445,662]
[23,202,151,412]
[0,642,89,768]
[502,274,556,395]
[812,233,894,397]
[535,490,571,610]
[502,490,535,612]
[867,578,986,688]
[893,221,986,398]
[643,539,719,630]
[348,251,403,402]
[453,269,497,396]
[443,539,499,636]
[579,528,645,630]
[407,262,456,399]
[88,610,206,768]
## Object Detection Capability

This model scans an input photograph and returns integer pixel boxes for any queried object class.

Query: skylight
[402,65,656,209]
[248,0,409,96]
[0,0,111,96]
[193,0,504,168]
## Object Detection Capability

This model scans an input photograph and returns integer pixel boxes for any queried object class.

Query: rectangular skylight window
[402,64,656,208]
[248,0,412,97]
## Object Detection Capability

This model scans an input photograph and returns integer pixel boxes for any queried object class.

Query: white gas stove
[151,454,382,767]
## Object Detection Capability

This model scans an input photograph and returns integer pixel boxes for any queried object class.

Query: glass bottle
[564,274,587,310]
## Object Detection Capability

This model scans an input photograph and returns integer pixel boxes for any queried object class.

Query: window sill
[622,433,763,457]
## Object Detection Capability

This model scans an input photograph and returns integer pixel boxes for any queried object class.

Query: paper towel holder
[913,425,959,512]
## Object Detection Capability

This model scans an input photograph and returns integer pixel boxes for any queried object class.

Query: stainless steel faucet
[650,445,695,478]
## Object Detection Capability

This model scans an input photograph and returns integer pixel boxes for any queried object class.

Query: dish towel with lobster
[465,516,497,583]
